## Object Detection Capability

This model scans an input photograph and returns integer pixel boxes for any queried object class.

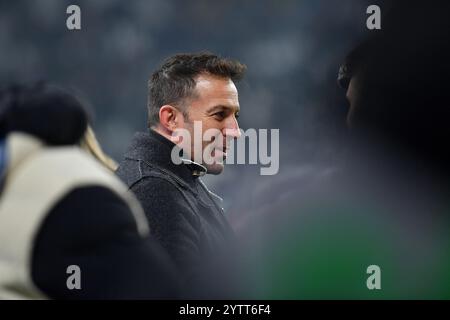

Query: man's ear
[159,105,182,132]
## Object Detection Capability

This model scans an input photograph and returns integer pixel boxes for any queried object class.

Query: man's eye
[213,112,226,119]
[235,112,240,119]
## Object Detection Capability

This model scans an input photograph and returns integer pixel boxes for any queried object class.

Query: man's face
[180,73,241,174]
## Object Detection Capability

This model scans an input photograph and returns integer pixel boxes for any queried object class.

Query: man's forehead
[194,74,238,96]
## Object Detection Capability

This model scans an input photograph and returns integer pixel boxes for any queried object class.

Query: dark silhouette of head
[339,0,450,172]
[0,82,88,145]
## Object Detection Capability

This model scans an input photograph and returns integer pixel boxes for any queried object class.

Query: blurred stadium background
[6,1,428,299]
[0,0,376,205]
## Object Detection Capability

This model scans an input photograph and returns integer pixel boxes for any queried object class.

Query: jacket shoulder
[117,158,190,192]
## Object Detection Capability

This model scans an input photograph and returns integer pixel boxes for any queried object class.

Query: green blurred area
[238,197,450,299]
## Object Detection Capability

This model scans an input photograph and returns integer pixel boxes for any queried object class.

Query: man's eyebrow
[206,104,240,114]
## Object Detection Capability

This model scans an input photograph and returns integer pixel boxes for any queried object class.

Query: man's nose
[224,115,241,139]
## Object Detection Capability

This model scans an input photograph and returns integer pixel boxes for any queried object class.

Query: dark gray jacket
[116,130,235,286]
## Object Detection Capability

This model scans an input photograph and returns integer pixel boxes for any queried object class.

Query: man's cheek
[202,142,215,165]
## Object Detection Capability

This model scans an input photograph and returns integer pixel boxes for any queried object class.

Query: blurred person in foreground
[0,83,178,299]
[116,52,246,295]
[231,0,450,299]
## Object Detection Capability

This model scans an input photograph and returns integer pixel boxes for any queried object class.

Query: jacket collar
[124,130,207,186]
[6,133,44,174]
